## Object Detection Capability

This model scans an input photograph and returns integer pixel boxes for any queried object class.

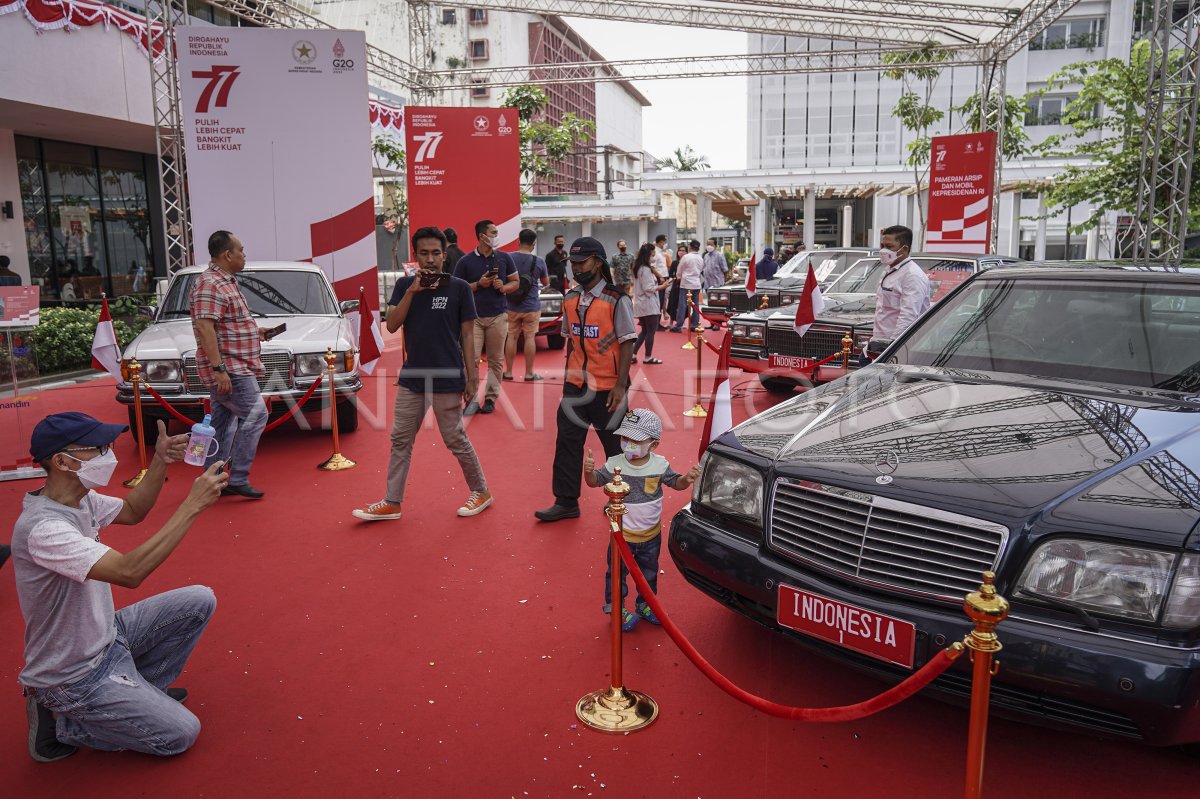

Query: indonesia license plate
[777,585,917,668]
[769,354,814,370]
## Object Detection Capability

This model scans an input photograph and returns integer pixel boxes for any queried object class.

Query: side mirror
[137,305,156,319]
[339,299,361,314]
[865,338,892,360]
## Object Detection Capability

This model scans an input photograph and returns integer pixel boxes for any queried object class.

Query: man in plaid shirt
[190,230,268,499]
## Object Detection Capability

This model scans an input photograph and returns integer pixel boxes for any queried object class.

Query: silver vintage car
[116,262,363,444]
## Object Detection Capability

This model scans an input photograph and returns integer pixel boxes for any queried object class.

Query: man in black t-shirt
[444,227,466,274]
[545,234,569,293]
[352,226,493,522]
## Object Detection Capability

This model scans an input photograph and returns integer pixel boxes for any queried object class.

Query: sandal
[502,374,514,381]
[525,373,544,381]
[645,358,663,364]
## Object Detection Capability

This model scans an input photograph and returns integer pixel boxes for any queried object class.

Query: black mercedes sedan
[670,263,1200,745]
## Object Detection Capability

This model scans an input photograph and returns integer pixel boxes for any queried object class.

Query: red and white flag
[698,331,734,460]
[793,264,826,337]
[745,252,757,297]
[91,294,122,381]
[356,286,384,375]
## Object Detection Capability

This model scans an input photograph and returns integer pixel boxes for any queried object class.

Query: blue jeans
[602,535,661,611]
[28,586,216,755]
[206,373,267,485]
[670,287,701,330]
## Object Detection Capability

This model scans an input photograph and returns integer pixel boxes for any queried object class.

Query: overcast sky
[562,18,749,171]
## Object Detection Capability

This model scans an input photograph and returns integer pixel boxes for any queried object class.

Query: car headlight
[711,291,728,305]
[1018,539,1176,624]
[1164,554,1200,629]
[139,359,182,383]
[543,298,562,315]
[295,352,347,376]
[693,453,763,523]
[731,322,765,341]
[779,294,795,305]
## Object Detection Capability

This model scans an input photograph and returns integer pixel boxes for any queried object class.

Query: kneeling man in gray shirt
[12,412,227,762]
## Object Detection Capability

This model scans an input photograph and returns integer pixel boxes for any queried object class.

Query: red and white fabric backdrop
[405,107,522,252]
[176,28,378,310]
[924,132,998,255]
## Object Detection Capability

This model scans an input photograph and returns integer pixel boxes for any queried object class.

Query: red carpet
[3,328,1199,797]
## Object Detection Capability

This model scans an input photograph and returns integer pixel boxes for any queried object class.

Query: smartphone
[263,323,287,340]
[419,271,451,289]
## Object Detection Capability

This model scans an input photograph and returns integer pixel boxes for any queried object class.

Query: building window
[1025,94,1096,126]
[471,79,490,98]
[1029,17,1106,51]
[468,39,489,60]
[468,8,487,24]
[441,8,456,24]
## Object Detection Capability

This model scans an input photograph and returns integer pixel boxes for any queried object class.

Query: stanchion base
[682,403,708,418]
[318,453,357,471]
[681,341,696,350]
[576,686,658,733]
[122,469,149,488]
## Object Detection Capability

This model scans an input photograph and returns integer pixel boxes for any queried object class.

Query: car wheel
[128,407,164,448]
[336,396,359,433]
[758,376,799,395]
[546,334,565,350]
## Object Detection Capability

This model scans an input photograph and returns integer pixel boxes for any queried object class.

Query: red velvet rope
[612,532,963,721]
[139,382,198,426]
[538,314,564,332]
[262,373,325,432]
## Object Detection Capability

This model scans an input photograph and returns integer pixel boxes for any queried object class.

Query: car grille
[768,481,1008,601]
[730,291,777,311]
[184,352,294,394]
[767,326,846,359]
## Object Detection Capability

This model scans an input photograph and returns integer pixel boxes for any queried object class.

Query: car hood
[122,316,354,361]
[760,293,878,327]
[727,365,1200,544]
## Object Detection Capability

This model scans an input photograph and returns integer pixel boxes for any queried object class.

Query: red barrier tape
[612,532,963,721]
[263,373,325,433]
[140,382,199,426]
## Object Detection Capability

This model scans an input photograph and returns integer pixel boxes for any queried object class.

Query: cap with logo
[615,408,663,443]
[568,237,607,264]
[30,411,128,462]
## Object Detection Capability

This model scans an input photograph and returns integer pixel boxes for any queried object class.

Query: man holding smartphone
[452,219,519,415]
[352,226,492,522]
[190,230,269,499]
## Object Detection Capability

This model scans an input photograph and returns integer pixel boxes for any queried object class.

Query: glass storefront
[16,136,160,302]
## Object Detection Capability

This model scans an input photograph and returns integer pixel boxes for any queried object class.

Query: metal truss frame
[1133,0,1200,266]
[975,58,1008,254]
[147,0,192,274]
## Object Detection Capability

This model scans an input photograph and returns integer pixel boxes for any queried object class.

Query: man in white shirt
[669,240,705,332]
[873,225,930,340]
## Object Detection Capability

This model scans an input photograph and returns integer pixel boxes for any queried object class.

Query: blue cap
[30,412,128,461]
[568,236,607,264]
[763,247,774,256]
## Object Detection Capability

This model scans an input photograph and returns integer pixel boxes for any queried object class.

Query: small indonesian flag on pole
[698,331,734,460]
[745,252,757,297]
[793,264,826,337]
[356,286,384,375]
[91,294,122,381]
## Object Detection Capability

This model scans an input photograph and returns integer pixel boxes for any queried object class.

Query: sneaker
[620,608,639,632]
[27,695,77,763]
[457,490,493,516]
[637,605,661,625]
[166,687,188,703]
[464,401,480,416]
[479,399,495,414]
[351,500,403,521]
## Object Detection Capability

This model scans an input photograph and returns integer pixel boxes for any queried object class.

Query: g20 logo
[333,59,355,68]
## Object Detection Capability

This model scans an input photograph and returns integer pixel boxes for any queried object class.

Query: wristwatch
[214,363,228,373]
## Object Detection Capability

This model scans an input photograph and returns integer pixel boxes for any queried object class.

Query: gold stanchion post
[759,293,771,310]
[683,330,707,418]
[318,348,356,471]
[681,294,696,350]
[576,468,659,732]
[840,331,854,370]
[123,358,149,487]
[962,571,1009,799]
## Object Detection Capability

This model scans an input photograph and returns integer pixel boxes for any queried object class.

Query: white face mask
[64,449,119,489]
[879,247,902,267]
[706,245,716,253]
[621,439,653,460]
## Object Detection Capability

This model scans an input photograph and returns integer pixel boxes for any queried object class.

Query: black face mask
[574,266,599,287]
[555,243,564,250]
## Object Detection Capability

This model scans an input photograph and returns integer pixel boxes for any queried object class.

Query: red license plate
[777,585,917,668]
[769,354,813,370]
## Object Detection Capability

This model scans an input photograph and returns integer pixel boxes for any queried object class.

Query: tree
[1035,39,1200,237]
[953,93,1033,161]
[499,85,596,202]
[371,134,406,271]
[655,145,710,172]
[883,43,950,245]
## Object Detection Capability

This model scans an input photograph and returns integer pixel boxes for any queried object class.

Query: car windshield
[158,270,339,317]
[894,277,1200,393]
[825,259,882,293]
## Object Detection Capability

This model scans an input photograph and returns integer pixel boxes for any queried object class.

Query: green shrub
[28,305,150,375]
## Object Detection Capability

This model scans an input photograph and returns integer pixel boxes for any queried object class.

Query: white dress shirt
[873,258,931,339]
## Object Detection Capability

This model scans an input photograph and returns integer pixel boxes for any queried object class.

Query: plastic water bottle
[184,414,218,466]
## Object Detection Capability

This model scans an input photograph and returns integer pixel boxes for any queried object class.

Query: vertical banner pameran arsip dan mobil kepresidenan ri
[924,131,998,255]
[177,28,378,311]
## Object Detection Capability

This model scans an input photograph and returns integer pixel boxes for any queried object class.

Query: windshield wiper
[1016,589,1101,632]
